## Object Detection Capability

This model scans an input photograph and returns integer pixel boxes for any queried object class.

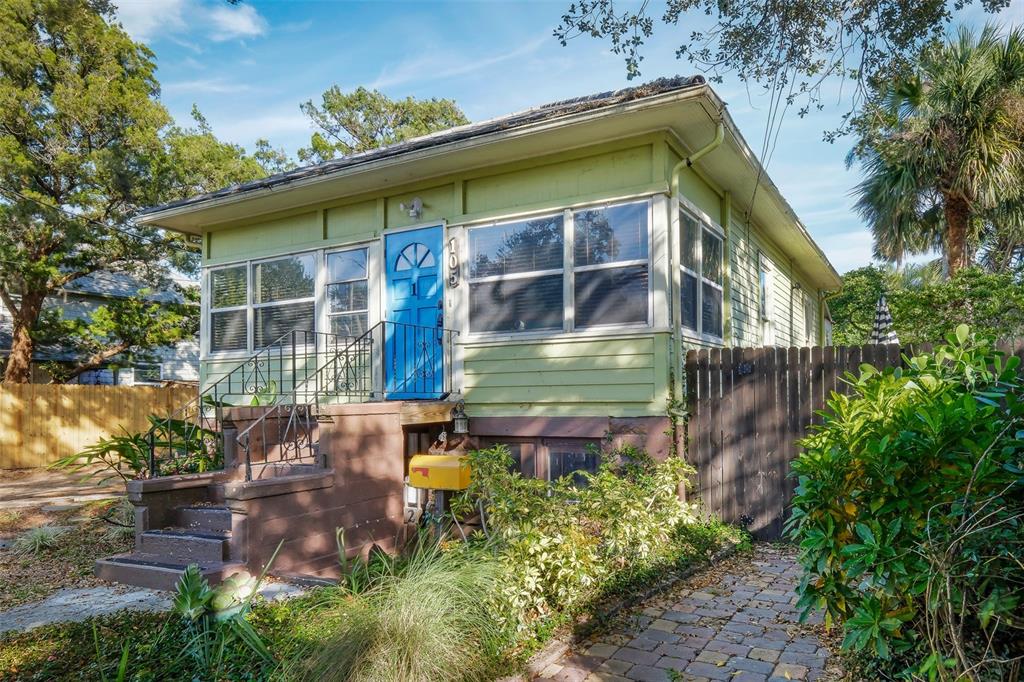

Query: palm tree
[853,25,1024,275]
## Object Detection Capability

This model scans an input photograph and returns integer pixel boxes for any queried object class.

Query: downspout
[669,120,725,405]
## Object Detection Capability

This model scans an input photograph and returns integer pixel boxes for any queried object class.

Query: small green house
[100,76,840,586]
[138,75,839,476]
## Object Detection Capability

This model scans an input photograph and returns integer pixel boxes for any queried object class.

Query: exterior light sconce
[399,197,423,219]
[451,400,469,435]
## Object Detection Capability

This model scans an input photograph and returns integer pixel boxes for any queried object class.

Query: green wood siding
[208,212,321,263]
[462,333,671,417]
[197,133,823,418]
[463,145,653,216]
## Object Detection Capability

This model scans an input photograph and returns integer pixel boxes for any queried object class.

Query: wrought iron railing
[234,320,460,480]
[145,330,354,478]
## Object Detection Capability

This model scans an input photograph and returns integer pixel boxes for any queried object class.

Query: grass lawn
[0,499,133,610]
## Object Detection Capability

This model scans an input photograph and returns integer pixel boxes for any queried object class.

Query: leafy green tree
[851,26,1024,275]
[0,0,272,383]
[298,86,469,163]
[555,0,1007,130]
[829,264,1024,344]
[37,291,196,383]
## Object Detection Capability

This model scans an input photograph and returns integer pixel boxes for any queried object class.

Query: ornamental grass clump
[789,326,1024,680]
[290,544,503,682]
[11,524,67,556]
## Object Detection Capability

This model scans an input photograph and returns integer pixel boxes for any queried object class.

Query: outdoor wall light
[451,400,469,435]
[399,196,423,219]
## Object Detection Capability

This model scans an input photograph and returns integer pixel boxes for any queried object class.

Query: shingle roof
[140,75,706,217]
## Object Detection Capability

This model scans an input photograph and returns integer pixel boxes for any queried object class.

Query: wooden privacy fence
[0,384,194,469]
[684,340,1024,541]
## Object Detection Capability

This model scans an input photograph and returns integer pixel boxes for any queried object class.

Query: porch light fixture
[399,196,423,219]
[451,401,469,435]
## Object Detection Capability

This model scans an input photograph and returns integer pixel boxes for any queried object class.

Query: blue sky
[114,0,1023,274]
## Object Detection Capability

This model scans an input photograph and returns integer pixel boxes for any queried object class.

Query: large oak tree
[0,0,274,383]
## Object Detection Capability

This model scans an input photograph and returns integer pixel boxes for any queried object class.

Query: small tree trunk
[3,293,45,384]
[943,194,971,275]
[4,323,34,384]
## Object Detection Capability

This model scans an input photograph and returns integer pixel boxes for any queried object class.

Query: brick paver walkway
[534,545,840,682]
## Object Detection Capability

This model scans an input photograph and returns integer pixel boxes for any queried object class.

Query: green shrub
[49,429,149,485]
[789,326,1024,679]
[49,416,223,484]
[454,445,705,634]
[11,525,67,556]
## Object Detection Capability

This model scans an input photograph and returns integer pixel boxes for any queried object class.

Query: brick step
[139,528,229,563]
[176,505,232,533]
[96,553,246,591]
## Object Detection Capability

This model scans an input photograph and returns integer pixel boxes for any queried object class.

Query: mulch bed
[0,500,133,611]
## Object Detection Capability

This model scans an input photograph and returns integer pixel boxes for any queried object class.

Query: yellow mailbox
[408,454,471,491]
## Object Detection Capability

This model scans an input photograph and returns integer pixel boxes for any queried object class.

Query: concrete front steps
[95,554,246,592]
[96,498,243,591]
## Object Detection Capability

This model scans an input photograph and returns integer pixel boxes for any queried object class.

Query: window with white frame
[679,210,724,339]
[468,214,565,333]
[253,254,315,347]
[573,201,649,327]
[467,200,652,335]
[803,291,816,346]
[209,265,248,353]
[208,254,316,353]
[758,251,775,345]
[758,252,772,320]
[326,247,369,338]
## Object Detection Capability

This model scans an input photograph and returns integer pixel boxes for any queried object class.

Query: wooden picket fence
[0,384,194,469]
[684,340,1024,540]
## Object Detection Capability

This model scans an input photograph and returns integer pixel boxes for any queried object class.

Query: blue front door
[384,226,445,399]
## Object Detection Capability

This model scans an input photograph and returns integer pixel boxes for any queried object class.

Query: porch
[95,320,461,589]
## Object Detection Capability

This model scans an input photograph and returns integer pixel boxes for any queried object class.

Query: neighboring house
[0,271,199,385]
[100,76,841,587]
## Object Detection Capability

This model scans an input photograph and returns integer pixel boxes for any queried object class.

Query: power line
[0,185,197,254]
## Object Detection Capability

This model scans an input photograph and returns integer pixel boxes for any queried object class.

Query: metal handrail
[234,320,460,481]
[145,329,353,478]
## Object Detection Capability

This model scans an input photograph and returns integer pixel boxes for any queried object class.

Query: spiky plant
[291,543,503,682]
[11,525,67,555]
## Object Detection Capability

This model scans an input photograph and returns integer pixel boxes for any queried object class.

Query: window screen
[573,202,649,327]
[468,215,564,333]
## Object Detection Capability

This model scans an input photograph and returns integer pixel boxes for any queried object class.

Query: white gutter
[668,120,725,404]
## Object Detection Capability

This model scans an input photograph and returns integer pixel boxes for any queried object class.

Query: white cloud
[114,0,188,42]
[813,229,875,274]
[207,3,267,42]
[207,107,312,146]
[370,35,549,90]
[162,77,256,95]
[113,0,267,44]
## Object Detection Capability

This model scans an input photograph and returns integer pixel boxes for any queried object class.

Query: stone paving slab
[0,581,306,635]
[531,545,843,682]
